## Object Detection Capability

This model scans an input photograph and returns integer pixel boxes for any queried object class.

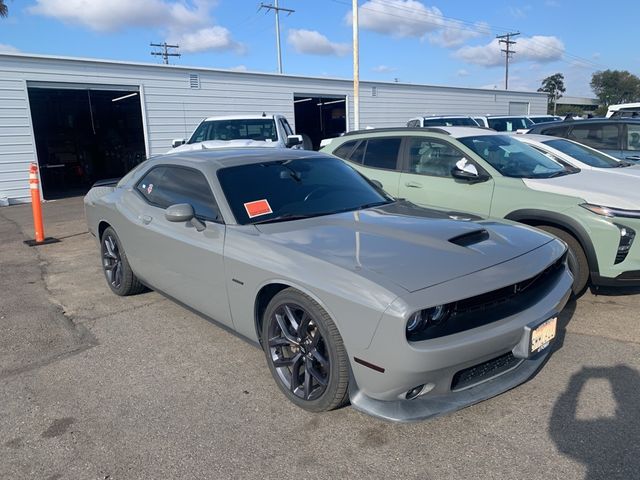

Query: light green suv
[321,127,640,293]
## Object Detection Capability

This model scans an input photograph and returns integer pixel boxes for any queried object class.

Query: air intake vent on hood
[449,229,490,247]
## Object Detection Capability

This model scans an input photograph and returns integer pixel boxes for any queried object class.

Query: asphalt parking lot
[1,197,639,480]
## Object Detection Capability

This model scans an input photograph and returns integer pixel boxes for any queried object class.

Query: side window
[626,124,640,151]
[332,140,358,160]
[349,140,367,164]
[406,137,465,177]
[361,138,401,170]
[137,166,221,221]
[568,124,619,150]
[407,119,420,128]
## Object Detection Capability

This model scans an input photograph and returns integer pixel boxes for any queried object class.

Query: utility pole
[259,1,295,74]
[150,42,181,64]
[352,0,360,131]
[496,32,519,90]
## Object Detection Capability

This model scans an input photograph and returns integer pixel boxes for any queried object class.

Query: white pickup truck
[168,114,305,153]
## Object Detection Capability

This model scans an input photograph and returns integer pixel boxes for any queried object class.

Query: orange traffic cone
[24,163,59,246]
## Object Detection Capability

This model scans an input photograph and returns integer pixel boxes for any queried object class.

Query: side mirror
[286,135,303,148]
[370,179,384,189]
[165,203,206,231]
[165,203,194,222]
[172,138,186,148]
[451,159,487,183]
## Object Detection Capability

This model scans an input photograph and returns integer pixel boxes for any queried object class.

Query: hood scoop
[449,229,490,247]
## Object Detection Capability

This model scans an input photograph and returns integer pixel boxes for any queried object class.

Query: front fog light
[615,224,636,264]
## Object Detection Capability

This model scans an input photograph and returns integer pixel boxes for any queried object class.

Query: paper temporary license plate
[530,317,557,354]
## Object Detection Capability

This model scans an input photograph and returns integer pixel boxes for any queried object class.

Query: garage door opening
[28,86,146,199]
[294,95,346,150]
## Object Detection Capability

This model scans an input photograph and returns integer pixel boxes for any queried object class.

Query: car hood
[522,170,640,209]
[255,202,555,293]
[169,139,279,153]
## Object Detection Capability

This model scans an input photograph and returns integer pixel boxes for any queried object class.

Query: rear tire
[538,225,589,294]
[262,288,349,412]
[100,227,145,296]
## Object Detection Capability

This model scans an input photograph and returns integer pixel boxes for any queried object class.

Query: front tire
[538,225,589,294]
[100,227,145,296]
[262,288,349,412]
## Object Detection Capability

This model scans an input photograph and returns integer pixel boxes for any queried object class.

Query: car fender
[504,209,599,275]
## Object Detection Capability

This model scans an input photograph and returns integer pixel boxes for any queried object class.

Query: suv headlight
[581,203,640,219]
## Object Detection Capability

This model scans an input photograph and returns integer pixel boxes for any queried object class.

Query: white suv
[169,114,303,153]
[407,115,479,128]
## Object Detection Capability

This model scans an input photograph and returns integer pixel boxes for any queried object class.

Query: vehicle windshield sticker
[147,183,153,195]
[244,199,273,218]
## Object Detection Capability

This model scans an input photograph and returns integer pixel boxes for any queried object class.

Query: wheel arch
[98,220,112,239]
[253,281,339,347]
[505,209,599,275]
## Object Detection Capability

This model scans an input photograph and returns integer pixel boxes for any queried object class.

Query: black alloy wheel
[100,226,145,296]
[262,288,349,412]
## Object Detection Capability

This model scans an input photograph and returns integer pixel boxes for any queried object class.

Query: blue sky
[0,0,637,96]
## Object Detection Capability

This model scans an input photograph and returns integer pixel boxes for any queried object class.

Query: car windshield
[459,135,572,178]
[217,156,393,225]
[188,119,278,143]
[423,117,478,127]
[487,117,534,131]
[543,138,622,168]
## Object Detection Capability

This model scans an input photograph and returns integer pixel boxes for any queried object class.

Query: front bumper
[347,241,572,422]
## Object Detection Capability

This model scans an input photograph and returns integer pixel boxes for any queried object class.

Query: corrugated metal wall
[0,53,547,204]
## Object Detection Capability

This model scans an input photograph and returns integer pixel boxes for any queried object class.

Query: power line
[150,42,181,65]
[259,1,295,74]
[497,32,519,89]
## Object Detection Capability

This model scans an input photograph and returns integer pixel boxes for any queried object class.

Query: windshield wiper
[252,213,315,225]
[542,170,572,178]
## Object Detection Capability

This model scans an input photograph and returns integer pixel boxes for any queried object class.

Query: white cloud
[347,0,445,38]
[428,20,489,48]
[372,65,397,73]
[28,0,208,31]
[0,44,20,53]
[29,0,243,55]
[508,6,531,19]
[456,69,470,77]
[455,35,565,67]
[170,27,244,54]
[287,29,349,56]
[346,1,489,49]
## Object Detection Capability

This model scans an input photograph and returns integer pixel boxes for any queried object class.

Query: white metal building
[0,52,547,203]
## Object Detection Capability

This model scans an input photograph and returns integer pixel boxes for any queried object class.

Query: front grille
[409,253,567,341]
[451,352,522,391]
[454,254,565,315]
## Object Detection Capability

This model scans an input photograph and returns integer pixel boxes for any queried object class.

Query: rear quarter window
[361,138,402,170]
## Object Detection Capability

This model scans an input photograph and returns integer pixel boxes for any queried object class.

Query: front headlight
[580,203,640,219]
[406,305,450,337]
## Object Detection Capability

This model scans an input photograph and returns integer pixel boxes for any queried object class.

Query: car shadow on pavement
[549,365,640,480]
[590,285,640,297]
[550,295,577,353]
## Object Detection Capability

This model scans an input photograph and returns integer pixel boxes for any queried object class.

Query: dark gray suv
[527,118,640,162]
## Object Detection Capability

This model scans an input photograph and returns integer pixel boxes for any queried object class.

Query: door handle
[139,215,152,225]
[404,181,423,188]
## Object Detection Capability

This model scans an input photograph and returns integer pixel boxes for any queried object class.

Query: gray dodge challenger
[84,148,572,422]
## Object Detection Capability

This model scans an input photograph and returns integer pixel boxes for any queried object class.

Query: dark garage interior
[294,95,346,150]
[28,86,146,199]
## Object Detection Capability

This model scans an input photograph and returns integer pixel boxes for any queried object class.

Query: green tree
[0,1,8,18]
[590,69,640,107]
[538,73,566,115]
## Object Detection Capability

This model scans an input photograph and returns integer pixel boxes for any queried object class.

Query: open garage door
[294,95,346,150]
[28,84,146,199]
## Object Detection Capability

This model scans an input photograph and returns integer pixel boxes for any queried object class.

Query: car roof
[202,114,278,122]
[536,118,640,126]
[419,115,474,118]
[156,147,328,172]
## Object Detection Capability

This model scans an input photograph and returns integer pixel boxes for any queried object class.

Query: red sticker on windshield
[244,199,273,218]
